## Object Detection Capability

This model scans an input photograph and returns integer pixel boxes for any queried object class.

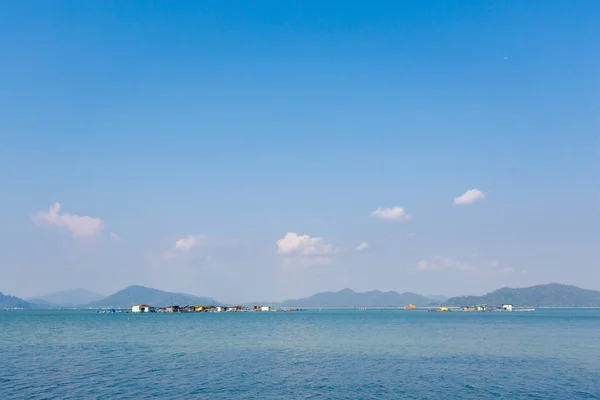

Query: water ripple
[1,309,599,399]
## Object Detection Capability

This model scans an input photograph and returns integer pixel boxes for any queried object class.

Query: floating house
[250,305,272,312]
[428,303,532,314]
[132,304,155,313]
[428,306,449,312]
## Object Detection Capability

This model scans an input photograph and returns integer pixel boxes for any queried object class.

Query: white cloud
[417,256,513,276]
[109,232,120,241]
[164,235,210,261]
[370,207,412,221]
[175,235,207,250]
[277,232,337,265]
[356,242,369,252]
[277,232,336,255]
[32,202,104,238]
[453,189,485,205]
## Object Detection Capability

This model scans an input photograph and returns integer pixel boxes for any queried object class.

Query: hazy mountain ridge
[28,289,105,307]
[279,288,431,307]
[0,292,33,309]
[444,283,600,307]
[82,285,219,308]
[427,295,449,302]
[12,283,600,310]
[26,298,55,309]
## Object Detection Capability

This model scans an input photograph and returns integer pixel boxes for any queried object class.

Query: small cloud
[356,242,369,252]
[277,232,337,265]
[164,235,210,261]
[453,189,485,205]
[32,202,104,238]
[277,232,337,255]
[109,232,121,241]
[370,207,412,221]
[175,235,207,250]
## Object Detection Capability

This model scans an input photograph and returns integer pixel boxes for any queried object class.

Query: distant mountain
[427,295,449,303]
[26,298,54,309]
[82,285,219,309]
[28,289,105,307]
[444,283,600,307]
[280,288,430,307]
[0,292,33,309]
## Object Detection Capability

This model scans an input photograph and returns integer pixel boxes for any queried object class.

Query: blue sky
[1,1,599,302]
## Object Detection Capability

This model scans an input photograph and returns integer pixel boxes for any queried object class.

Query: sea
[1,309,599,399]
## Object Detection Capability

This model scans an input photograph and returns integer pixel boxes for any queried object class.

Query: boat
[428,307,449,312]
[404,304,417,310]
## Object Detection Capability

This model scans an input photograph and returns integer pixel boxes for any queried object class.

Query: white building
[501,304,513,312]
[260,306,270,312]
[132,304,154,313]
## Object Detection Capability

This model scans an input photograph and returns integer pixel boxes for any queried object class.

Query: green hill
[0,292,33,309]
[444,283,600,307]
[28,288,105,307]
[280,288,430,307]
[82,285,219,309]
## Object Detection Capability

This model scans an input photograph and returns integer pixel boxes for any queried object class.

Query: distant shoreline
[5,306,600,311]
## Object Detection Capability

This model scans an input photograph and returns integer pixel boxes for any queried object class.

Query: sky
[1,1,599,303]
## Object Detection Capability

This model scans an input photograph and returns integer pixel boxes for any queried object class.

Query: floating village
[97,304,303,313]
[426,304,535,312]
[94,303,535,313]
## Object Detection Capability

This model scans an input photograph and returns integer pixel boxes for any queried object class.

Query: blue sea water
[1,309,599,399]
